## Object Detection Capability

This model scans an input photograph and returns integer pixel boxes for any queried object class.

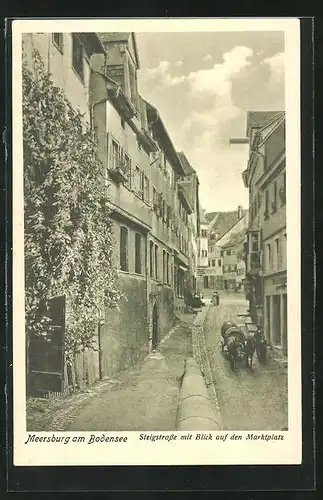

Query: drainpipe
[90,98,108,131]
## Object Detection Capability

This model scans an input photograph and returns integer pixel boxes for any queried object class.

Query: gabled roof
[205,212,218,223]
[206,209,248,241]
[98,32,140,68]
[246,111,283,137]
[258,112,285,147]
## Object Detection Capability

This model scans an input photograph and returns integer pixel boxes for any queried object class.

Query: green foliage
[23,49,124,362]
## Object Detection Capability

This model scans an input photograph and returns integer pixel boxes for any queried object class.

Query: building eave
[79,33,105,55]
[145,101,185,175]
[178,185,193,214]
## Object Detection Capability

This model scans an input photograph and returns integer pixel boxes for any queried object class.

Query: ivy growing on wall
[23,49,124,363]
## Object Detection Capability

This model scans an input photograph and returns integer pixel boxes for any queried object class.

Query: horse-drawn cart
[220,322,246,370]
[220,315,267,371]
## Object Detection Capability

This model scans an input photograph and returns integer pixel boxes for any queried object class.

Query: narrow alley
[204,291,288,431]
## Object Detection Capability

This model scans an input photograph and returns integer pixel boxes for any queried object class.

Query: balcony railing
[108,159,130,184]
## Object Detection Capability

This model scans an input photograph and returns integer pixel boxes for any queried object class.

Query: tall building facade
[197,209,209,291]
[24,31,199,389]
[242,111,287,355]
[91,32,198,374]
[178,152,201,296]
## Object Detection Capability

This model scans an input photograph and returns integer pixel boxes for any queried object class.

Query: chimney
[238,205,243,219]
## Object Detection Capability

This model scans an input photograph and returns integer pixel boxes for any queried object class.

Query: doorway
[152,303,158,350]
[272,294,281,346]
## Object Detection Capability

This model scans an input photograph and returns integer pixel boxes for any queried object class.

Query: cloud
[143,60,186,87]
[202,53,213,62]
[262,52,284,85]
[175,60,183,67]
[186,46,253,96]
[171,46,254,211]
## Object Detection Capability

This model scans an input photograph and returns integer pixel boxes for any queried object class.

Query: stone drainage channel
[176,305,222,431]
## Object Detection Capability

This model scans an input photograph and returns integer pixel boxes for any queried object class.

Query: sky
[136,31,285,213]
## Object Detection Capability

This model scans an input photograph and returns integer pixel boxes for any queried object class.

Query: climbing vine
[23,49,124,363]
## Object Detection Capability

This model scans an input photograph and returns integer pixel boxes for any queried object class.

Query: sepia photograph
[12,18,301,466]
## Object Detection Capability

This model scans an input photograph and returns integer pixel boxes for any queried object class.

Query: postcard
[12,17,301,466]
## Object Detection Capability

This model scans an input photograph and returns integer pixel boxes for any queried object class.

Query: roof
[205,212,218,223]
[246,111,283,137]
[206,209,248,241]
[258,112,285,147]
[178,152,196,175]
[98,32,140,68]
[79,33,105,54]
[145,100,185,175]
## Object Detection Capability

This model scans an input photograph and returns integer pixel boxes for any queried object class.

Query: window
[208,259,211,267]
[167,205,172,226]
[284,233,287,267]
[149,241,154,278]
[120,227,128,271]
[272,181,277,213]
[163,200,167,222]
[152,188,158,213]
[72,34,84,81]
[266,243,271,271]
[155,245,158,280]
[275,238,280,270]
[166,253,170,284]
[201,229,207,238]
[265,190,269,219]
[280,172,286,205]
[52,33,63,52]
[124,153,131,186]
[163,250,166,282]
[212,259,216,267]
[133,166,142,196]
[135,233,142,274]
[110,139,120,169]
[218,259,222,267]
[209,245,214,253]
[142,173,149,203]
[220,250,224,257]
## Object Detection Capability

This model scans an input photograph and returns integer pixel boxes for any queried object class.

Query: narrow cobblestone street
[204,291,288,431]
[63,320,193,431]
